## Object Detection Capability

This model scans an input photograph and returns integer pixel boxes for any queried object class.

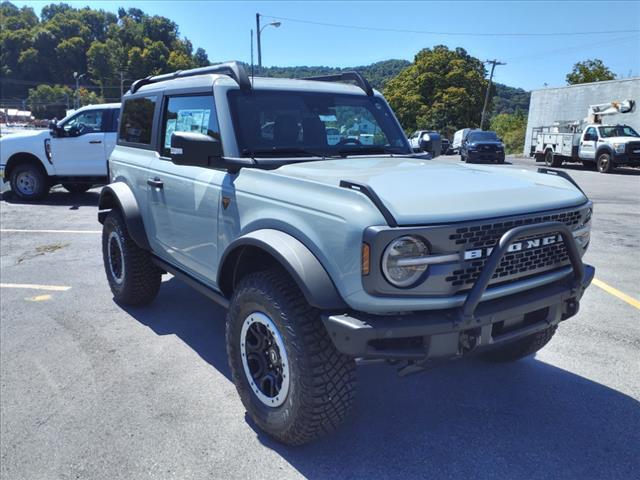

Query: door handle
[147,177,164,189]
[89,140,102,144]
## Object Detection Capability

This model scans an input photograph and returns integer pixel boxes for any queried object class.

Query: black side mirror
[420,132,442,158]
[49,122,60,137]
[170,131,224,168]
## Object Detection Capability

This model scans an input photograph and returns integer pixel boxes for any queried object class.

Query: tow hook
[562,298,580,320]
[459,328,480,354]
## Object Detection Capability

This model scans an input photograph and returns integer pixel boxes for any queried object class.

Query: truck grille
[627,141,640,161]
[445,209,584,290]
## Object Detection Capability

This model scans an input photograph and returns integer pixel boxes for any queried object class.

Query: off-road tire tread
[482,325,557,362]
[102,211,161,306]
[226,269,356,446]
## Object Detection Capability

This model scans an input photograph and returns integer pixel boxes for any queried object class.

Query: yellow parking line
[1,229,101,234]
[0,283,71,292]
[592,278,640,310]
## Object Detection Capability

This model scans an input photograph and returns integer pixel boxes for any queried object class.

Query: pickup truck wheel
[63,183,92,194]
[9,163,48,201]
[101,210,162,305]
[226,269,356,446]
[596,152,614,173]
[544,150,562,167]
[481,325,557,362]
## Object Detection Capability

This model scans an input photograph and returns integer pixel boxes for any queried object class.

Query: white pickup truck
[532,99,639,173]
[0,103,120,200]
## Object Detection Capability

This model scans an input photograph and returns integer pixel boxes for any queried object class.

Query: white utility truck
[0,103,120,200]
[532,99,639,173]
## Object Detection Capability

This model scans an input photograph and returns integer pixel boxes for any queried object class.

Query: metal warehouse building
[524,77,640,156]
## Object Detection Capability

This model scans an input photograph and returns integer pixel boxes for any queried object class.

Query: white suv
[0,103,120,200]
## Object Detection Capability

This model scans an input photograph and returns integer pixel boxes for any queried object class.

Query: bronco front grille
[444,208,585,291]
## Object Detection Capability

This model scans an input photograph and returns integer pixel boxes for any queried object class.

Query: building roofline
[531,76,640,92]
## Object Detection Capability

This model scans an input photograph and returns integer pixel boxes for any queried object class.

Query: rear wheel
[544,150,562,167]
[9,163,48,201]
[102,210,162,305]
[226,269,356,446]
[596,152,614,173]
[63,183,92,194]
[481,326,557,362]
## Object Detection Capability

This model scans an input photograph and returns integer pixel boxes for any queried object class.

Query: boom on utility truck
[532,99,640,173]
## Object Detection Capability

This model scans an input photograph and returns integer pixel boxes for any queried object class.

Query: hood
[274,157,587,225]
[0,129,50,141]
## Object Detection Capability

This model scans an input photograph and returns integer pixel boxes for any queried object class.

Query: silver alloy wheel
[107,230,125,285]
[240,312,290,407]
[15,171,38,196]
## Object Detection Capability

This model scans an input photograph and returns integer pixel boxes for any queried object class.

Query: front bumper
[467,150,505,162]
[323,221,594,362]
[613,152,640,166]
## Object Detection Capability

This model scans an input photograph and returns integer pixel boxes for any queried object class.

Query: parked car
[408,130,442,157]
[99,62,594,445]
[460,130,506,163]
[452,128,471,153]
[0,103,120,200]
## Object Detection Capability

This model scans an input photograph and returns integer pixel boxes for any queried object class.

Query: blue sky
[15,1,640,91]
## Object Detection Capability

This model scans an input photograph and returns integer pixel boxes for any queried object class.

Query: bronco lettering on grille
[463,234,562,260]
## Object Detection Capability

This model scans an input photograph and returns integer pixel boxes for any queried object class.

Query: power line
[506,35,639,63]
[261,14,640,37]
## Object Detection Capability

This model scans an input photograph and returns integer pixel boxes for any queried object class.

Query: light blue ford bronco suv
[98,62,594,445]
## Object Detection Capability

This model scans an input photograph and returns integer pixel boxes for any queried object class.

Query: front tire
[101,210,162,305]
[63,183,92,194]
[226,269,356,446]
[481,325,557,362]
[9,163,49,201]
[596,152,614,173]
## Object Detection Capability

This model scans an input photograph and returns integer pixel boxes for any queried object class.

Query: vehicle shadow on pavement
[123,278,639,479]
[1,190,100,207]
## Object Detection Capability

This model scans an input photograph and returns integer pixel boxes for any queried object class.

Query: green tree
[87,41,115,96]
[193,47,209,67]
[566,59,616,85]
[384,46,488,137]
[27,84,72,119]
[167,50,193,71]
[490,112,527,154]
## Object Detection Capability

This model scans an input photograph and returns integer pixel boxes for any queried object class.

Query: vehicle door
[50,109,107,176]
[146,93,224,284]
[579,127,598,160]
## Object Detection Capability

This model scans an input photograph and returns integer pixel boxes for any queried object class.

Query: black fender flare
[596,145,614,160]
[97,182,150,250]
[219,229,347,310]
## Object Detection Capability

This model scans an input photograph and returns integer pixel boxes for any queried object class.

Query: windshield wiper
[242,147,335,159]
[336,145,408,157]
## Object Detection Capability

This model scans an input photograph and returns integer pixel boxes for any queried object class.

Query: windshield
[228,90,411,158]
[467,131,499,142]
[598,126,640,138]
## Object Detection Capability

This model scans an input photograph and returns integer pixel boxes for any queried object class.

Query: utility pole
[256,13,261,68]
[480,59,506,130]
[250,29,255,82]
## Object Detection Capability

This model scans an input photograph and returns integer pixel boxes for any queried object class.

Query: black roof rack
[129,61,251,94]
[304,72,374,96]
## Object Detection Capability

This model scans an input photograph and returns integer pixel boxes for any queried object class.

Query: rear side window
[160,95,220,157]
[119,97,156,145]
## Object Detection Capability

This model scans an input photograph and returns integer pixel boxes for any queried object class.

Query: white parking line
[1,229,101,234]
[1,283,71,292]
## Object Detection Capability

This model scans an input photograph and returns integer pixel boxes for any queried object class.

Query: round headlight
[382,236,430,287]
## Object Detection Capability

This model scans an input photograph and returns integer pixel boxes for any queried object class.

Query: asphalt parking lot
[1,155,639,480]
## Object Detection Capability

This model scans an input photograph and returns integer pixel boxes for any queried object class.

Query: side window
[119,97,156,145]
[61,109,105,136]
[160,95,219,157]
[586,127,597,140]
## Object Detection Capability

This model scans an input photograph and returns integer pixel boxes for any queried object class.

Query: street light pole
[480,59,506,130]
[255,13,281,68]
[73,72,85,109]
